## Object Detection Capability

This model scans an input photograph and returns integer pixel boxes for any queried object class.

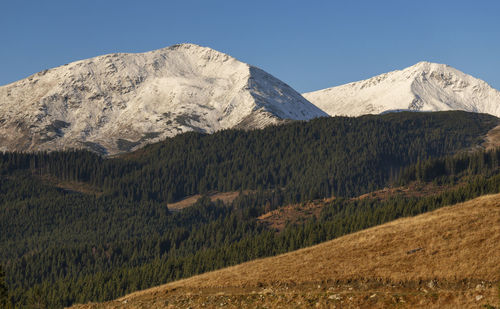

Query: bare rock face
[303,62,500,117]
[0,44,327,155]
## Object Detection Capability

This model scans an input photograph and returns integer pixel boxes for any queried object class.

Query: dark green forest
[0,111,499,307]
[3,111,496,202]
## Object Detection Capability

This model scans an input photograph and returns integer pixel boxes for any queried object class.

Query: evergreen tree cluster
[5,161,500,308]
[399,147,500,184]
[1,111,496,202]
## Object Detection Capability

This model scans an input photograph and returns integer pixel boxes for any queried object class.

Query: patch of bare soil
[257,197,335,231]
[167,191,252,211]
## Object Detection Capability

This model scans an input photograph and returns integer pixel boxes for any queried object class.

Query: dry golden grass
[71,194,500,308]
[167,191,251,211]
[257,198,333,231]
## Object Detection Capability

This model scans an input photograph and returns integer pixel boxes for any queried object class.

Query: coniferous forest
[1,111,499,307]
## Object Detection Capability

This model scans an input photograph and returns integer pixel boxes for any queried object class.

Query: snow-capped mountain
[0,43,327,155]
[303,61,500,117]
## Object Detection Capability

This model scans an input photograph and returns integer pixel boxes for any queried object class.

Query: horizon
[1,1,499,93]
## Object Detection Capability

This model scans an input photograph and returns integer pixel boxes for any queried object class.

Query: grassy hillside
[73,193,500,308]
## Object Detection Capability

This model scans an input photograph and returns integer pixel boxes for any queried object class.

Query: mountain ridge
[303,61,500,117]
[0,43,327,155]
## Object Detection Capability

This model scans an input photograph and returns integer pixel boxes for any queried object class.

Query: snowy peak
[0,44,327,155]
[164,43,238,63]
[303,62,500,117]
[411,61,450,71]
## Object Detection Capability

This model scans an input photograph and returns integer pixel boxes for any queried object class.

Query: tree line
[1,111,496,202]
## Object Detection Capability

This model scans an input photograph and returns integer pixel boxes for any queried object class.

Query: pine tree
[0,264,8,308]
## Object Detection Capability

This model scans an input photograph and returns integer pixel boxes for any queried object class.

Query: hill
[303,61,500,117]
[0,43,326,155]
[73,193,500,308]
[1,111,499,307]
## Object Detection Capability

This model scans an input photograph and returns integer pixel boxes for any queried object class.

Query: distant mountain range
[1,45,499,154]
[303,61,500,117]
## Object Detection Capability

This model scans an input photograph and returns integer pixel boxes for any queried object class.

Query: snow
[303,61,500,117]
[0,43,327,155]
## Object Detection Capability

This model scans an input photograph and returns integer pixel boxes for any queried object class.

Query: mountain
[71,193,500,308]
[0,43,327,155]
[303,61,500,117]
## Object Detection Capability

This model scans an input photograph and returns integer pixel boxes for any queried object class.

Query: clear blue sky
[1,0,499,92]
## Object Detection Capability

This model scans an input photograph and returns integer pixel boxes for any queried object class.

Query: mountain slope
[0,43,327,155]
[3,112,498,308]
[303,61,500,117]
[73,193,500,308]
